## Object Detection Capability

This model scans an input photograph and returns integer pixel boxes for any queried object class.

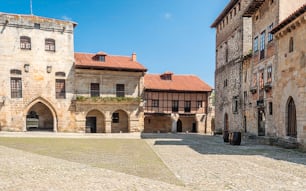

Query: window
[232,96,238,114]
[184,101,191,113]
[10,69,22,75]
[260,31,266,59]
[45,38,55,52]
[254,36,258,52]
[90,83,99,97]
[252,73,257,87]
[55,72,66,77]
[56,79,66,99]
[234,7,236,15]
[34,23,40,29]
[98,55,105,62]
[224,79,228,87]
[225,42,228,63]
[267,66,272,83]
[238,2,241,11]
[196,100,203,108]
[112,113,119,123]
[289,37,294,53]
[20,36,31,50]
[259,70,264,89]
[11,77,22,98]
[172,100,179,112]
[269,102,273,115]
[268,23,274,42]
[152,99,159,107]
[244,71,247,83]
[116,84,125,97]
[243,91,247,105]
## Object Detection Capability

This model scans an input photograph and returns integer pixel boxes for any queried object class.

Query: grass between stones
[0,137,183,185]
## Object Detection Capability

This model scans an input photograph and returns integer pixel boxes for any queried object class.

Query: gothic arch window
[287,97,297,138]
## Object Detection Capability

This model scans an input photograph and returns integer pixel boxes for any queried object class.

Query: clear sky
[1,0,229,87]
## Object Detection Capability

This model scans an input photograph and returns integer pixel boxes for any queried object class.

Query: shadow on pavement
[141,133,306,166]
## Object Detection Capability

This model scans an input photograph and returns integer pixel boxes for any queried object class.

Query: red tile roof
[144,73,212,92]
[74,52,147,72]
[271,4,306,34]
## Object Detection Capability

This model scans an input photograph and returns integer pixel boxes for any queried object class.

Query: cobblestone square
[0,132,306,191]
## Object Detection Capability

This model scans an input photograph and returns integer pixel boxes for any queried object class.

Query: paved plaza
[0,132,306,191]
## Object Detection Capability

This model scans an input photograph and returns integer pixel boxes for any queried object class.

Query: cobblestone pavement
[1,132,306,191]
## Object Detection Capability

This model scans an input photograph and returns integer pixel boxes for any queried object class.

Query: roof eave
[242,0,265,17]
[211,0,239,28]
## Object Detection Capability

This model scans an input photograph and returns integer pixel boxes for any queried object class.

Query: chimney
[132,52,137,62]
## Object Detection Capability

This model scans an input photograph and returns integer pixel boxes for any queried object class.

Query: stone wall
[0,14,76,132]
[273,13,306,147]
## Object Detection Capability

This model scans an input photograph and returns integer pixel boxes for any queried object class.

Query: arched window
[45,38,56,52]
[287,97,297,138]
[289,37,294,53]
[20,36,31,50]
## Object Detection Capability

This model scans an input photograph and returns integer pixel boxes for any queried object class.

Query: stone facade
[272,7,306,148]
[242,0,306,139]
[0,13,76,132]
[211,0,252,134]
[73,69,145,133]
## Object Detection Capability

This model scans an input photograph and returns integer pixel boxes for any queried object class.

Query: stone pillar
[171,113,179,133]
[196,114,206,134]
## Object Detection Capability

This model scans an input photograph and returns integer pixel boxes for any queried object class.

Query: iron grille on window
[20,36,31,50]
[56,79,66,99]
[10,77,22,98]
[116,84,125,97]
[45,38,56,52]
[90,83,100,97]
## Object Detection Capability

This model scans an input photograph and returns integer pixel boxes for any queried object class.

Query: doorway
[258,109,265,136]
[177,119,182,132]
[86,117,97,133]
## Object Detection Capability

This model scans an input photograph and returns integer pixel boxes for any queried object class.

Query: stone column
[171,113,179,133]
[196,114,206,134]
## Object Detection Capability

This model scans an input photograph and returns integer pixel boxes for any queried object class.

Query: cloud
[163,12,172,20]
[61,15,72,21]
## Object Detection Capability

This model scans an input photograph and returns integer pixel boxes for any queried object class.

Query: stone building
[143,72,212,133]
[73,52,147,133]
[242,0,306,137]
[271,5,306,148]
[0,13,76,132]
[211,0,252,134]
[0,12,147,133]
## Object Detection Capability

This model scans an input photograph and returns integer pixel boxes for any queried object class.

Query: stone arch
[111,109,129,133]
[24,97,57,132]
[85,109,105,133]
[286,97,297,138]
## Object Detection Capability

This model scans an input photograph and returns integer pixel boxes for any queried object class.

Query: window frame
[260,31,266,59]
[254,36,259,52]
[152,99,159,108]
[55,79,66,99]
[20,36,31,50]
[90,83,100,97]
[289,37,294,53]
[268,23,274,42]
[10,77,22,98]
[172,100,179,112]
[45,38,56,52]
[184,101,191,113]
[116,84,125,97]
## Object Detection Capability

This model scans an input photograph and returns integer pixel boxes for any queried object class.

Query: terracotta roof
[144,73,212,92]
[74,52,147,72]
[211,0,239,28]
[271,4,306,34]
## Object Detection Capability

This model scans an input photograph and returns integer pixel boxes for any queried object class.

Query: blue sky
[1,0,228,87]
